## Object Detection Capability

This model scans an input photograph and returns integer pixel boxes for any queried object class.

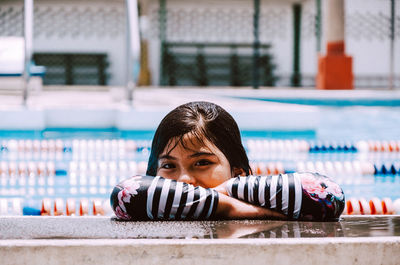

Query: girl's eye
[195,160,212,166]
[161,163,175,169]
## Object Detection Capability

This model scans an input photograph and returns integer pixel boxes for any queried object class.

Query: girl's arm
[110,175,286,221]
[110,173,345,221]
[216,172,345,221]
[217,193,286,220]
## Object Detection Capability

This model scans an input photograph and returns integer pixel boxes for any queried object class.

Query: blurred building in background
[0,0,398,88]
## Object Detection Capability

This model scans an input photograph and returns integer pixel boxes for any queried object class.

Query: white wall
[0,0,127,86]
[0,0,398,87]
[345,0,399,78]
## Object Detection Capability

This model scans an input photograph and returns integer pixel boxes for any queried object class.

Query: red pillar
[316,0,353,90]
[317,41,353,90]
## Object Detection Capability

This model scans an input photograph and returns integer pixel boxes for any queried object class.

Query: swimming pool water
[0,130,399,216]
[0,103,399,216]
[0,128,317,141]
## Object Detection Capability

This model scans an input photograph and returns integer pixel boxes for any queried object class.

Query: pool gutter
[1,237,399,265]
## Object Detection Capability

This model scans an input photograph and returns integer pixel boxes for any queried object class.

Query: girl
[111,101,345,221]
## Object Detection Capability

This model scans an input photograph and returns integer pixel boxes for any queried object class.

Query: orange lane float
[54,198,64,216]
[250,162,286,176]
[41,198,51,216]
[369,197,383,215]
[382,198,394,215]
[346,198,361,215]
[93,199,104,216]
[66,198,76,216]
[79,198,89,216]
[358,198,371,215]
[343,198,398,215]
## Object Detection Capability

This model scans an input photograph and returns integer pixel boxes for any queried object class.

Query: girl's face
[156,134,235,188]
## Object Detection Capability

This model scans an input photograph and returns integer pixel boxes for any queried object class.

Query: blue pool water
[0,129,399,200]
[231,96,400,107]
[0,128,317,141]
[0,102,399,215]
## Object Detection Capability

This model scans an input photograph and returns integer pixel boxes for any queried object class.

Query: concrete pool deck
[0,86,399,131]
[0,216,400,265]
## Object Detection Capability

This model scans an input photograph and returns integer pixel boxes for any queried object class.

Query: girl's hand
[214,181,229,195]
[216,193,286,220]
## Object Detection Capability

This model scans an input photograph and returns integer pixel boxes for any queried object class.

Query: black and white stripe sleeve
[226,173,303,219]
[110,175,219,220]
[225,172,345,221]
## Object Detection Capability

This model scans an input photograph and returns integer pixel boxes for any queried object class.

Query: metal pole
[23,0,33,105]
[316,0,322,53]
[125,0,141,104]
[159,0,167,85]
[389,0,395,90]
[252,0,260,89]
[291,3,302,87]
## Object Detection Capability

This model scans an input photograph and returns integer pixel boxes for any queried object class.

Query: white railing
[125,0,141,104]
[23,0,33,105]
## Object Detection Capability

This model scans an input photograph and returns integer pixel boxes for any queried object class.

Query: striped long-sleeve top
[225,172,345,220]
[110,172,345,221]
[226,174,303,220]
[111,175,219,220]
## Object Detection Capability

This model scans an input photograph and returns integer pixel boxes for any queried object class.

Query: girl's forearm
[216,193,286,220]
[223,173,345,221]
[110,173,345,221]
[111,175,219,221]
[111,175,285,221]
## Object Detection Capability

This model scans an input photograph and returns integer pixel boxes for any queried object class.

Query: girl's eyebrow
[159,154,176,160]
[159,152,215,160]
[189,152,215,158]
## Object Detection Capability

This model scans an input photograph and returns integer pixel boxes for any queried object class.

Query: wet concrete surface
[1,215,399,240]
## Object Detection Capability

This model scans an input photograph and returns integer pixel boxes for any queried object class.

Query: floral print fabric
[300,172,345,221]
[114,176,142,220]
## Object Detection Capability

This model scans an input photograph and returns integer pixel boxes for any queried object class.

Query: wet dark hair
[146,101,251,176]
